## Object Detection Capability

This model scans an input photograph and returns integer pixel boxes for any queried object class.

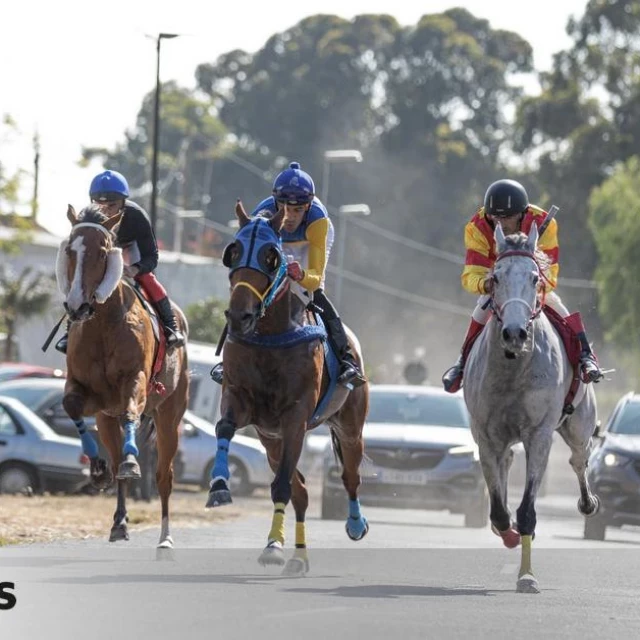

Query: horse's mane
[78,204,108,225]
[502,232,552,278]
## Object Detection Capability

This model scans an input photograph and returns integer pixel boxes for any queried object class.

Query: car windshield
[610,400,640,435]
[368,390,469,428]
[0,384,53,408]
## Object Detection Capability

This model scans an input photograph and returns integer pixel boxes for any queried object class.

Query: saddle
[542,305,583,417]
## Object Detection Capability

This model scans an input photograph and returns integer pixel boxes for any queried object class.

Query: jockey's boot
[442,318,485,393]
[564,312,604,384]
[211,363,224,385]
[155,297,186,350]
[325,317,367,388]
[55,320,72,354]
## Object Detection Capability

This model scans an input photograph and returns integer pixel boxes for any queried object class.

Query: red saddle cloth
[133,284,167,396]
[542,305,582,414]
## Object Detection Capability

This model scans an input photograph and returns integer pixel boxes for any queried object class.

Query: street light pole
[150,33,179,235]
[320,149,363,209]
[335,204,370,309]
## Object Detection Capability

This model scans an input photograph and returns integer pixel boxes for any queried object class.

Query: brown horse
[56,204,189,548]
[205,201,369,576]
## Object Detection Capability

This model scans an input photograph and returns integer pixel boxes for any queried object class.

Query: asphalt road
[2,493,640,639]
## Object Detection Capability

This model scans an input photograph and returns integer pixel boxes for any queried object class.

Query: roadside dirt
[0,489,243,546]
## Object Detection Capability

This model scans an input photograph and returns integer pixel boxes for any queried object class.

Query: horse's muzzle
[65,301,95,322]
[501,324,528,354]
[225,308,258,336]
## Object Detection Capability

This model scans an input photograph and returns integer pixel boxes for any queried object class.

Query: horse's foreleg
[63,382,110,487]
[513,433,554,594]
[479,440,519,548]
[95,414,129,542]
[116,374,147,480]
[282,468,310,577]
[206,410,239,508]
[258,425,305,567]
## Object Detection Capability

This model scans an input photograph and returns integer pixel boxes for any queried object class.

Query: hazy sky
[2,0,588,236]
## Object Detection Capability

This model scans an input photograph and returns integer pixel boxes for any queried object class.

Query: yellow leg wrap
[295,521,306,548]
[518,534,534,578]
[268,502,286,545]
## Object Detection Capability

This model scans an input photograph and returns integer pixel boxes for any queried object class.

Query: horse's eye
[532,274,539,285]
[492,274,499,286]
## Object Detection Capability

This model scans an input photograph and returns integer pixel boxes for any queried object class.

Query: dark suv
[584,392,640,540]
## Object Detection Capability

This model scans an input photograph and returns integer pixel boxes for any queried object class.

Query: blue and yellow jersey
[461,204,559,295]
[251,197,334,291]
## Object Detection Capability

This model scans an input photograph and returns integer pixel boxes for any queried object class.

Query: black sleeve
[116,201,159,274]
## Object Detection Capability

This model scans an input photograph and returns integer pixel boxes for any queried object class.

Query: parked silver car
[0,395,90,494]
[321,384,489,527]
[175,410,271,495]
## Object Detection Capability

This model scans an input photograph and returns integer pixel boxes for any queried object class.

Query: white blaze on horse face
[66,235,87,312]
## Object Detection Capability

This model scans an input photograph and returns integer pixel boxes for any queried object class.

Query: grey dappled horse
[464,222,600,594]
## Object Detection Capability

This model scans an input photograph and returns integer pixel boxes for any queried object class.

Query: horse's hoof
[157,536,174,550]
[90,457,113,489]
[496,526,520,549]
[116,455,141,480]
[109,525,129,542]
[516,574,540,594]
[282,557,309,577]
[258,542,285,567]
[205,478,232,508]
[345,516,369,541]
[578,494,600,517]
[156,546,176,562]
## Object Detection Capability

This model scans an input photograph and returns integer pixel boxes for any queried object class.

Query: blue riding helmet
[272,162,315,205]
[89,170,130,202]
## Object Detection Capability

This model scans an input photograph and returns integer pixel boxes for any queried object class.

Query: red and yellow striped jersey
[461,204,559,295]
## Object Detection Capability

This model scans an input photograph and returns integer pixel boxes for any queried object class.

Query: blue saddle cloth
[230,314,340,423]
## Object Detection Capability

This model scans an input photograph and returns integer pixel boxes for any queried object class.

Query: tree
[185,297,227,345]
[0,267,55,361]
[588,155,640,354]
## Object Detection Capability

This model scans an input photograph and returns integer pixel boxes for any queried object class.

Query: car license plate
[375,468,429,485]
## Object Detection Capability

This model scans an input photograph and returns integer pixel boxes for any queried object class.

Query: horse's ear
[494,222,507,253]
[235,200,251,228]
[269,206,285,232]
[527,221,539,251]
[67,204,78,225]
[103,212,122,232]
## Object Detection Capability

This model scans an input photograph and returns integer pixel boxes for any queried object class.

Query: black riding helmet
[484,179,529,217]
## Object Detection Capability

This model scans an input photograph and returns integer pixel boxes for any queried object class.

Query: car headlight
[602,451,630,467]
[448,445,479,461]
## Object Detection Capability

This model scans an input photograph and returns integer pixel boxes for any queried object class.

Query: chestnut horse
[56,204,189,549]
[205,201,369,576]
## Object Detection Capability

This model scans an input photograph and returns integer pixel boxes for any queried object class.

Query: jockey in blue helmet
[55,169,185,353]
[211,161,366,388]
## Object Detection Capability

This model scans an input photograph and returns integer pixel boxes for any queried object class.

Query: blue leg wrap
[346,498,368,539]
[73,419,99,459]
[123,419,139,457]
[212,438,230,480]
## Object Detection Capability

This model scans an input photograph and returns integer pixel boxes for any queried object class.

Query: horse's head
[491,223,547,355]
[222,201,287,336]
[56,204,123,322]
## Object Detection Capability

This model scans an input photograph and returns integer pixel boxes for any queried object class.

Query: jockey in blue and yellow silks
[211,162,366,388]
[442,178,603,393]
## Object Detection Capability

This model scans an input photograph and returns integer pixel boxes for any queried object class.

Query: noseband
[488,249,546,328]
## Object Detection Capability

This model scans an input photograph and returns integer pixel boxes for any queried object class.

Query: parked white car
[175,410,271,495]
[0,395,90,494]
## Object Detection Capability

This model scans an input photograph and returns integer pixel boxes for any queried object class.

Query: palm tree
[0,266,54,361]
